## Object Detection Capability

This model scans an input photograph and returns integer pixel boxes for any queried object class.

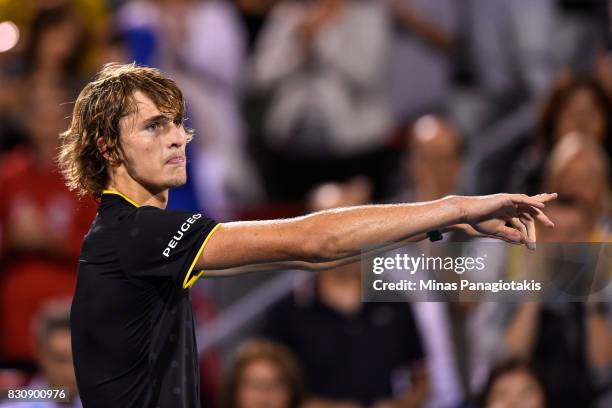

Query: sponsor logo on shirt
[162,213,202,258]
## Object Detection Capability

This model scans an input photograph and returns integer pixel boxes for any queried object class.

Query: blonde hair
[58,63,193,197]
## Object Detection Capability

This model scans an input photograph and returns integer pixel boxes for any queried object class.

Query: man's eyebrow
[141,114,168,126]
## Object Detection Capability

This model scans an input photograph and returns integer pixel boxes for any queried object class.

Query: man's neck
[107,178,169,209]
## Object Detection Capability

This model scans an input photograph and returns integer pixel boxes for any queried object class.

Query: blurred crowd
[0,0,611,407]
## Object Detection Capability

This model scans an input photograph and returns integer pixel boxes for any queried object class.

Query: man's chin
[165,174,188,189]
[168,178,187,188]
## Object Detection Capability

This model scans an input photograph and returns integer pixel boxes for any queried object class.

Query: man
[0,302,81,408]
[59,63,556,407]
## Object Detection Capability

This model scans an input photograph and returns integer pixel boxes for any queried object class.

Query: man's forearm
[301,196,463,261]
[203,228,442,277]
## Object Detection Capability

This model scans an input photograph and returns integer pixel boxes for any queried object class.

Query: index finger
[511,194,546,209]
[531,193,558,204]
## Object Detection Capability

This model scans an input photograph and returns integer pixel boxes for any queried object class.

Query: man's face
[117,91,188,192]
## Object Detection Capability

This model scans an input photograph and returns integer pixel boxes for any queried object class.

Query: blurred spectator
[485,135,612,408]
[262,265,429,408]
[501,135,612,408]
[251,0,394,201]
[458,0,566,197]
[0,302,82,407]
[391,115,466,408]
[385,0,458,124]
[0,4,94,154]
[500,135,612,408]
[221,339,304,408]
[541,132,611,239]
[479,359,546,408]
[20,5,89,94]
[394,118,505,406]
[116,0,264,218]
[0,84,96,367]
[403,115,463,202]
[507,73,612,195]
[261,180,429,408]
[502,299,611,408]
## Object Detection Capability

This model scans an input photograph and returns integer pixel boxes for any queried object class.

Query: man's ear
[97,137,122,166]
[96,137,109,156]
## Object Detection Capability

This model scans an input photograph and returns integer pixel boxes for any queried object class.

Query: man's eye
[146,122,160,132]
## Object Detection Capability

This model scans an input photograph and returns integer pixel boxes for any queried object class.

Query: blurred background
[0,0,611,407]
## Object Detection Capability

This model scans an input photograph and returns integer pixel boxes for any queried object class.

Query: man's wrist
[444,195,467,224]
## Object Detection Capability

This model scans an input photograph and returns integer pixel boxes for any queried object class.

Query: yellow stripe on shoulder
[183,223,222,289]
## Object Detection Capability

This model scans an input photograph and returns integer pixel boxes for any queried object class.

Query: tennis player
[59,63,557,407]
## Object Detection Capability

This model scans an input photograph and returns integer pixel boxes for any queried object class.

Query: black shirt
[262,292,425,406]
[71,191,218,408]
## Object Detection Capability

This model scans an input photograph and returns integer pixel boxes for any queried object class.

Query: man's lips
[165,156,185,165]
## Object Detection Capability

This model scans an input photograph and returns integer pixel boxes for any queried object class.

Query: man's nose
[167,125,187,148]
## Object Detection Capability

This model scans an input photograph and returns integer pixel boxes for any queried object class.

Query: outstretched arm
[202,222,518,277]
[197,193,557,273]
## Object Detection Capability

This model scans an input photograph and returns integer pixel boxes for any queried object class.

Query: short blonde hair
[58,63,193,197]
